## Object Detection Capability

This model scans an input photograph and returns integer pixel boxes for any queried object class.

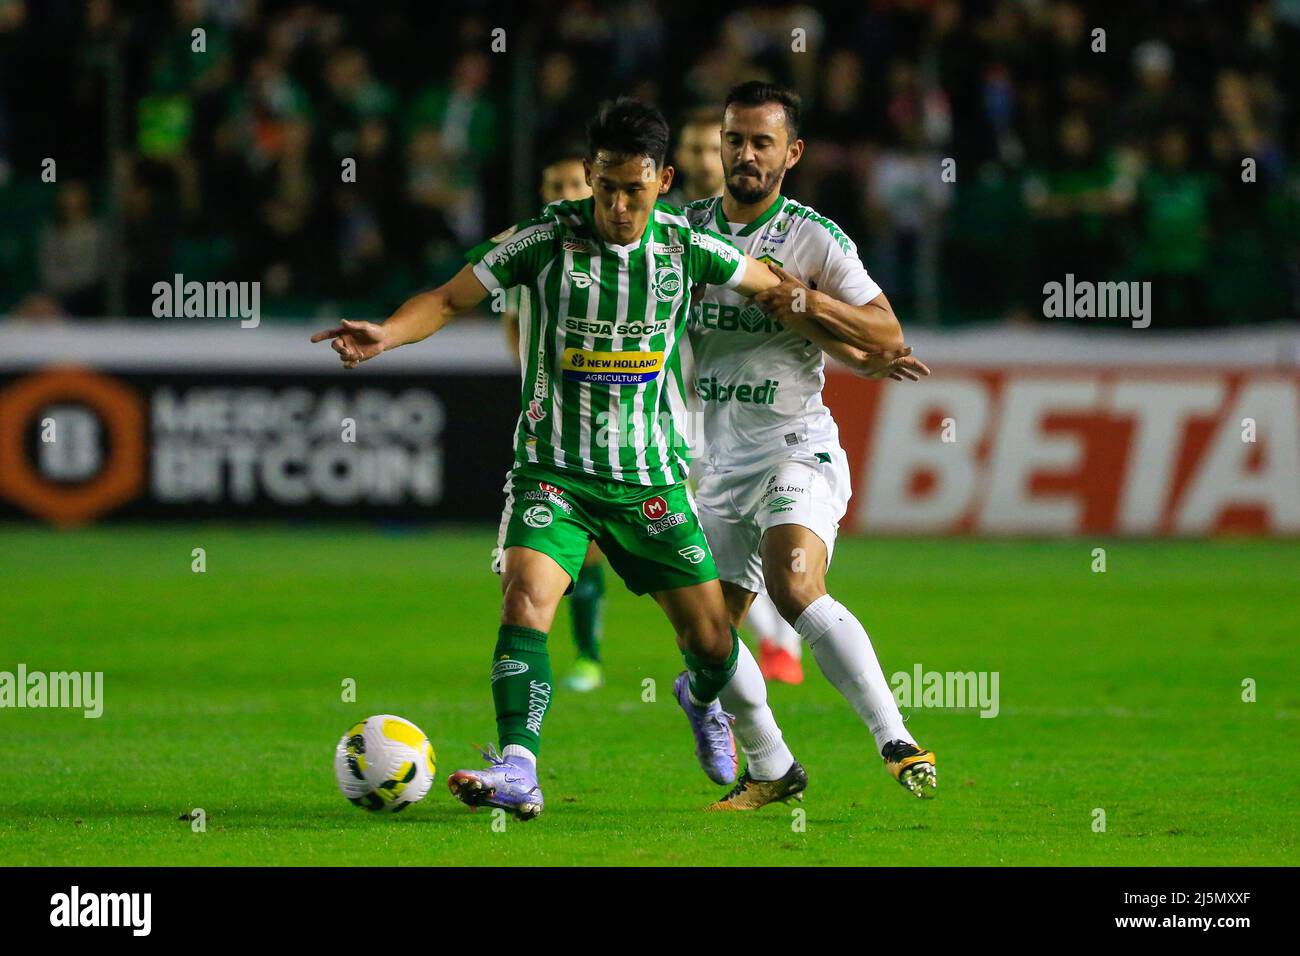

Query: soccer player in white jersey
[684,81,938,805]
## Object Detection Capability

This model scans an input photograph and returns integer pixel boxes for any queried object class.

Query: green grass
[1,526,1296,866]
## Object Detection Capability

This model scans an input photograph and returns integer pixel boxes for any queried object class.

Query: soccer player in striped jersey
[502,148,609,695]
[312,98,780,822]
[314,98,878,819]
[684,82,938,805]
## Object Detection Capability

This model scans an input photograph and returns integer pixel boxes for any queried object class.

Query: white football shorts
[693,447,851,594]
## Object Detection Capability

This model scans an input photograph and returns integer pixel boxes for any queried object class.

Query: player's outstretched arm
[753,264,905,353]
[311,264,490,369]
[793,316,929,382]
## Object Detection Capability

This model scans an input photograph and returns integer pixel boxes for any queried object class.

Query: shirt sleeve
[465,216,556,291]
[806,225,882,307]
[686,228,746,290]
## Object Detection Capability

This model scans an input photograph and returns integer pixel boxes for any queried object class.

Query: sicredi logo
[696,378,779,404]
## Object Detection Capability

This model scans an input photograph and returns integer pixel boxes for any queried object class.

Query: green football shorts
[493,463,718,596]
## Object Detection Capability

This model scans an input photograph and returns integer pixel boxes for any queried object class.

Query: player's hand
[753,264,816,332]
[310,319,388,369]
[857,346,931,382]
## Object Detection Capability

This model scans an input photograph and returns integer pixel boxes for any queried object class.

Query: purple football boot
[673,671,738,785]
[447,745,544,820]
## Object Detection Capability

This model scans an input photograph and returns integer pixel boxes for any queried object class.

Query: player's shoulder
[680,195,721,229]
[780,197,858,257]
[653,199,738,261]
[651,197,692,230]
[540,197,589,227]
[481,199,589,254]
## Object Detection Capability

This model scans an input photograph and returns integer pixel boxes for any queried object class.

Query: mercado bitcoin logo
[0,368,145,526]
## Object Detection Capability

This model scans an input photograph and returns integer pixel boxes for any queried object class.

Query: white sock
[795,594,913,751]
[718,639,795,780]
[747,591,802,658]
[501,744,536,766]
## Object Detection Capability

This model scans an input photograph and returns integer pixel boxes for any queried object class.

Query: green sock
[491,625,553,756]
[682,626,740,704]
[570,563,605,663]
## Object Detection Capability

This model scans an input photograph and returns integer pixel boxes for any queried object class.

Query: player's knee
[500,580,552,629]
[681,617,734,664]
[766,575,825,626]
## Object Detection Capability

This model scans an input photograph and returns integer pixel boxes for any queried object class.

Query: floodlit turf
[1,525,1296,866]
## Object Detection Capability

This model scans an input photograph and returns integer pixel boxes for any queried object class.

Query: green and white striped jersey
[467,197,747,485]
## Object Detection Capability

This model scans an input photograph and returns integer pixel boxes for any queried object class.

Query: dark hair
[678,105,722,133]
[540,143,587,171]
[724,80,802,139]
[586,97,670,168]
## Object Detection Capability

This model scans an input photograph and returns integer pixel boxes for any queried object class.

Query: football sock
[719,639,795,780]
[570,562,605,662]
[491,624,554,756]
[682,625,740,704]
[795,595,913,750]
[501,744,536,766]
[748,591,802,658]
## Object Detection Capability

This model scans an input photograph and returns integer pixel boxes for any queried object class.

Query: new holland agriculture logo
[561,349,664,385]
[0,367,146,525]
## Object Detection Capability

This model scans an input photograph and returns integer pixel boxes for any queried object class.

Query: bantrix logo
[50,886,151,936]
[1042,273,1152,329]
[891,664,999,718]
[697,378,779,404]
[152,273,260,328]
[0,664,103,718]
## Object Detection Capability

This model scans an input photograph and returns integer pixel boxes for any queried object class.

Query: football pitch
[1,526,1296,867]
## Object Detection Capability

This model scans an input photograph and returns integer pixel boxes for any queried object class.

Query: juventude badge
[522,505,553,529]
[653,266,682,301]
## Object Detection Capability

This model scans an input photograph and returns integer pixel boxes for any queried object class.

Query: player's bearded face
[721,103,798,205]
[725,156,782,204]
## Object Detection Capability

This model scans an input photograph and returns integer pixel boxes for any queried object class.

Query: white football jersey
[684,194,882,473]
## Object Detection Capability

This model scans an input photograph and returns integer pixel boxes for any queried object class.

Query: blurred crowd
[2,0,1299,325]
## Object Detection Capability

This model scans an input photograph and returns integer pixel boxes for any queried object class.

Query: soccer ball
[335,714,437,813]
